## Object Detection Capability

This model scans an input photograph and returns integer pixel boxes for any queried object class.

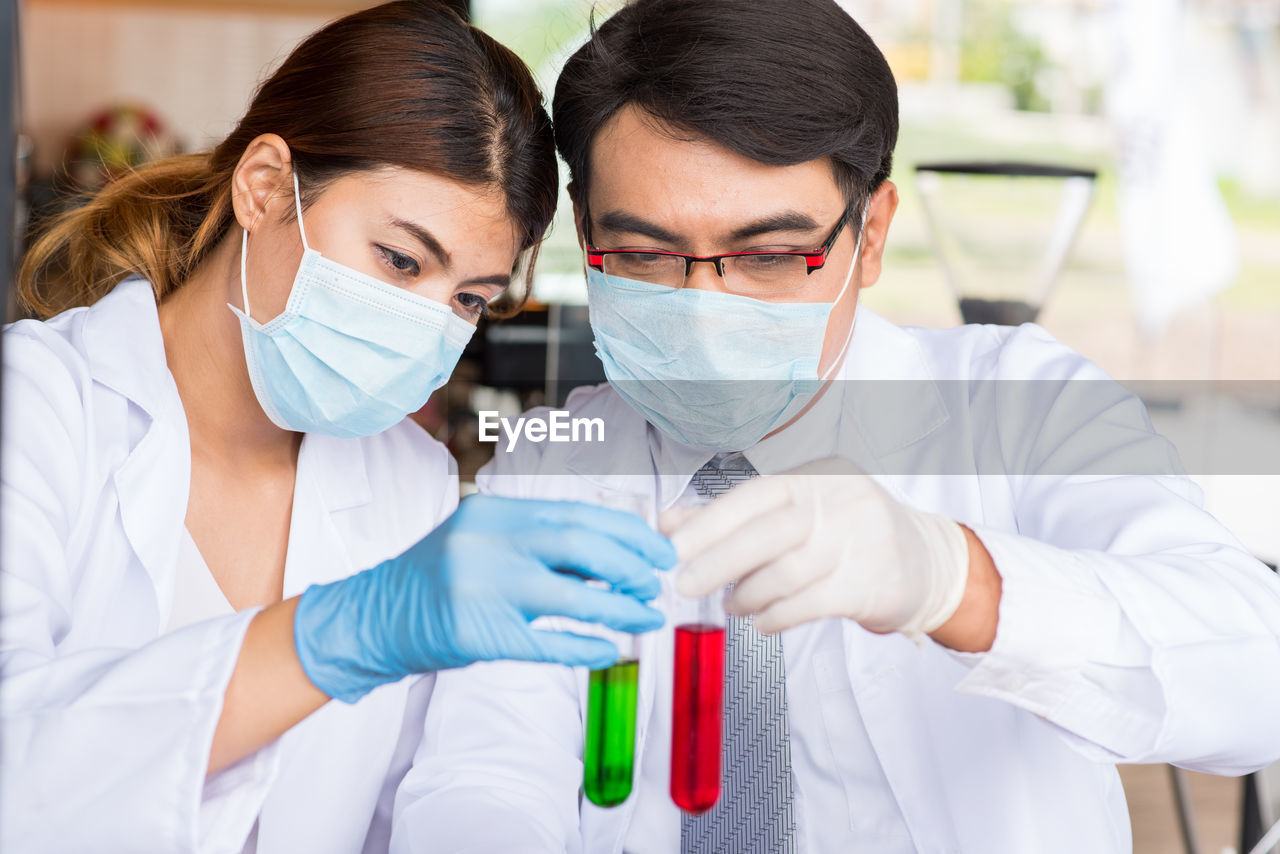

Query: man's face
[577,104,898,377]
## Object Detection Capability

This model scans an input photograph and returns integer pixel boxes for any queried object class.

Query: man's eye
[615,252,669,272]
[377,245,420,277]
[738,253,792,270]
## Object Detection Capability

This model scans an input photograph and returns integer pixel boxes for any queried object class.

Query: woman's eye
[377,245,420,277]
[456,292,488,317]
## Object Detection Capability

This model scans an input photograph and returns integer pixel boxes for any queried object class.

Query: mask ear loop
[239,167,310,321]
[291,167,310,252]
[819,199,873,382]
[240,227,252,319]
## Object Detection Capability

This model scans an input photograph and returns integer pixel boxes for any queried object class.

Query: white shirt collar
[637,302,950,508]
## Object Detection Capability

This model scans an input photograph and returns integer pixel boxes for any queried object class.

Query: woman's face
[239,164,523,325]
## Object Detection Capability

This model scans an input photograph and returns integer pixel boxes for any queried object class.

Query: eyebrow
[389,218,511,287]
[391,218,451,270]
[592,209,823,247]
[728,212,821,242]
[594,210,682,245]
[466,273,515,287]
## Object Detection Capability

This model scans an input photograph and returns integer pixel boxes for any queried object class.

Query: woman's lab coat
[396,307,1280,853]
[1,278,458,853]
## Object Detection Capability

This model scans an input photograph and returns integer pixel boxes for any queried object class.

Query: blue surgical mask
[230,171,476,439]
[586,210,866,450]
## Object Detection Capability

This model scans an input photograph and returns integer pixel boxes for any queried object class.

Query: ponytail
[17,153,236,319]
[17,0,558,321]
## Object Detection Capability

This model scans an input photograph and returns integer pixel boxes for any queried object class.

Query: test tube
[583,631,640,808]
[670,587,726,814]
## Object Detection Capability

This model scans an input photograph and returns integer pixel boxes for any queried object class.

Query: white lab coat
[394,306,1280,853]
[0,278,459,853]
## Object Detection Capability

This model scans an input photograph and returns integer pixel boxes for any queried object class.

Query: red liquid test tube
[670,621,725,814]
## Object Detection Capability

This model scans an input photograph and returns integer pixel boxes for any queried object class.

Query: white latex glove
[663,456,971,637]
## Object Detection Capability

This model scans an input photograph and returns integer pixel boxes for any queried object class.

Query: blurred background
[7,1,1280,850]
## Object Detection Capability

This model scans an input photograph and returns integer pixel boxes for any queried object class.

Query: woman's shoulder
[4,278,173,448]
[3,312,99,440]
[1,313,109,536]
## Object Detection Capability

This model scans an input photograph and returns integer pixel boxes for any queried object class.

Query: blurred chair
[914,161,1097,325]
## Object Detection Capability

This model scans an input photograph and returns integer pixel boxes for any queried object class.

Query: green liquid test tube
[583,657,640,807]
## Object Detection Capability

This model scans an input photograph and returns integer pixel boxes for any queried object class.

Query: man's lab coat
[1,278,458,853]
[395,307,1280,854]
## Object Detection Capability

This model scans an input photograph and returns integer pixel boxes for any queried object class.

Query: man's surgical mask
[230,171,476,439]
[587,205,868,450]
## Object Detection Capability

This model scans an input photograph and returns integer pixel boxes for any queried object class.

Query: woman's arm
[208,598,328,775]
[211,494,676,772]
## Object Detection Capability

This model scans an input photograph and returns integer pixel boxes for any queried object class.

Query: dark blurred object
[3,0,17,297]
[19,102,179,316]
[915,161,1097,325]
[956,297,1040,326]
[441,0,470,20]
[408,302,605,481]
[482,304,605,407]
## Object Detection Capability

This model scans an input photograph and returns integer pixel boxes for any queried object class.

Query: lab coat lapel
[840,627,963,851]
[835,305,950,474]
[562,391,662,495]
[85,278,192,632]
[831,308,962,849]
[280,433,371,597]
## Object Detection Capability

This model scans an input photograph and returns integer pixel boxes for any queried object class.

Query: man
[392,1,1280,851]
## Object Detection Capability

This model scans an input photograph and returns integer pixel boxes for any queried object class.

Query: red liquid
[670,623,725,814]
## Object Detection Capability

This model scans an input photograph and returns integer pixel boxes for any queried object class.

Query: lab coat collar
[563,303,950,508]
[83,277,373,513]
[82,277,181,421]
[302,432,372,512]
[80,278,191,630]
[75,278,374,630]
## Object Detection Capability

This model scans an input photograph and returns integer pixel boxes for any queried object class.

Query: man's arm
[928,526,1002,653]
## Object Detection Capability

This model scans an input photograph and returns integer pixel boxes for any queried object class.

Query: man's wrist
[927,525,1002,652]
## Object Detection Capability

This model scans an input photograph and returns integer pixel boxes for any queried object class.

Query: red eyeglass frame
[585,210,850,278]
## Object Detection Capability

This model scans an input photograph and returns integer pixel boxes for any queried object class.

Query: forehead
[315,167,522,257]
[585,105,844,226]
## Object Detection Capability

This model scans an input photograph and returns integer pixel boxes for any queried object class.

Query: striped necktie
[681,457,797,854]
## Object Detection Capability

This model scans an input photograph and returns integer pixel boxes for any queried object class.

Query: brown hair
[18,0,558,319]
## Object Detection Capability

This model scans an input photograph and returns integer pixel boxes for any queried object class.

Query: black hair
[553,0,899,228]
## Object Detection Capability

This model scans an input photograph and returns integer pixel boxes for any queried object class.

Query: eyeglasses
[586,211,849,296]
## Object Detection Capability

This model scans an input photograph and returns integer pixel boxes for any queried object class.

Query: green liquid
[583,657,639,807]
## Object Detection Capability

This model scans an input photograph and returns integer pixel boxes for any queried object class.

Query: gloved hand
[663,456,970,638]
[295,494,675,703]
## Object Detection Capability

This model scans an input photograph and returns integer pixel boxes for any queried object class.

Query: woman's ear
[231,134,292,234]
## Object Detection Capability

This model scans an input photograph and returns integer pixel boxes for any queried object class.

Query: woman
[1,2,672,851]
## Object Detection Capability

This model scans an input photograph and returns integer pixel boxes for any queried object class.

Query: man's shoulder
[894,318,1109,383]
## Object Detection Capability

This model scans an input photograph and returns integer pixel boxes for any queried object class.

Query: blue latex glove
[294,494,675,703]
